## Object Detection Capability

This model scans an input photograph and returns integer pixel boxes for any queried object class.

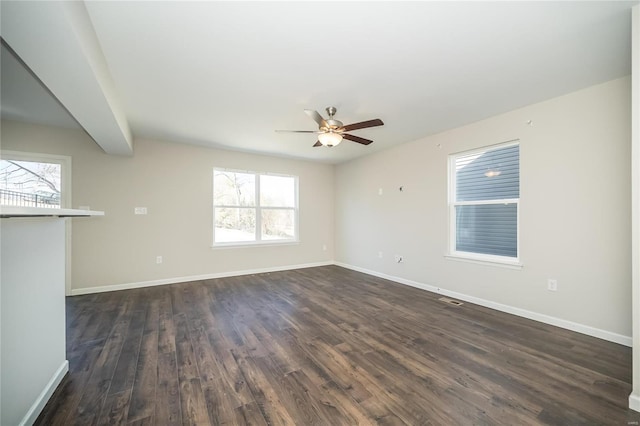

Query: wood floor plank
[128,415,155,426]
[73,306,144,425]
[174,312,200,381]
[96,389,132,425]
[127,330,159,423]
[233,349,298,426]
[155,351,182,426]
[35,266,640,425]
[179,378,211,426]
[106,312,145,396]
[232,401,269,426]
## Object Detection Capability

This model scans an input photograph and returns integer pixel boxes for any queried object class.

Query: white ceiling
[1,1,637,164]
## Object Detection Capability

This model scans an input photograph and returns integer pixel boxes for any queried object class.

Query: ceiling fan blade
[313,141,323,147]
[343,133,374,145]
[340,118,384,132]
[275,130,321,133]
[304,109,328,128]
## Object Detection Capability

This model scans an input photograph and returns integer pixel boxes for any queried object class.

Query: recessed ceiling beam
[1,1,132,155]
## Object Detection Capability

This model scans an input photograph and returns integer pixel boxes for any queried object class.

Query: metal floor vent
[439,297,464,306]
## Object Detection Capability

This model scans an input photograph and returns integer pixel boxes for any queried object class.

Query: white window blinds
[450,142,520,259]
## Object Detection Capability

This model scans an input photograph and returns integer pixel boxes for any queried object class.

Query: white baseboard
[335,262,633,347]
[20,360,69,426]
[631,392,640,413]
[70,261,333,296]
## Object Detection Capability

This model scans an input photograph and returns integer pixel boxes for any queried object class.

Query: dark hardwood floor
[36,265,639,425]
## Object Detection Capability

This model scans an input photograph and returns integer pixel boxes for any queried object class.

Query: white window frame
[0,150,71,209]
[212,168,299,247]
[1,150,75,292]
[447,140,522,268]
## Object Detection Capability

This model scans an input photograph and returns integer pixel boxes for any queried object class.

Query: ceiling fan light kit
[317,131,343,147]
[277,106,384,148]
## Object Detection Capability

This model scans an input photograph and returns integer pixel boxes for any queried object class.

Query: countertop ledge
[0,206,105,218]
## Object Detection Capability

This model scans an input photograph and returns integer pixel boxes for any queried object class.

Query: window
[448,141,520,264]
[213,168,298,245]
[0,151,71,209]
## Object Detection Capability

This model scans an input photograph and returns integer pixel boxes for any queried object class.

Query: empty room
[1,1,640,425]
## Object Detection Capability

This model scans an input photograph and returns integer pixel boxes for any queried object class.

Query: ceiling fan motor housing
[323,119,343,131]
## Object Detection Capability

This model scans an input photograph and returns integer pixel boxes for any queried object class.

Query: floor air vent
[439,297,464,306]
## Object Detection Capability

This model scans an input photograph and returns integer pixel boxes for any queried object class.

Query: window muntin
[449,142,520,262]
[213,169,298,245]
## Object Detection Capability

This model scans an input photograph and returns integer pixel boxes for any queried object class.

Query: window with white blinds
[449,141,520,263]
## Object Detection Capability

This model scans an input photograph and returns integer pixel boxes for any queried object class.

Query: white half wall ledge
[334,262,633,347]
[0,206,104,218]
[70,261,334,296]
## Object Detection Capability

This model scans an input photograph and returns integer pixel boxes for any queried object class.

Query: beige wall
[335,76,632,339]
[0,76,632,342]
[1,120,335,291]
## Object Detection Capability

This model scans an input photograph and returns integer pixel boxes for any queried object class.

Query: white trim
[631,3,640,413]
[19,360,69,426]
[335,262,632,347]
[447,142,521,264]
[212,168,299,246]
[0,150,75,295]
[449,138,520,157]
[630,392,640,412]
[444,254,523,270]
[0,150,72,208]
[211,240,300,249]
[451,198,519,206]
[70,261,333,296]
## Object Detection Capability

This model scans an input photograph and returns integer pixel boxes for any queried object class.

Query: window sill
[211,240,300,250]
[444,254,523,270]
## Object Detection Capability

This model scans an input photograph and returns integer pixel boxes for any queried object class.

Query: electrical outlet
[134,207,148,215]
[156,256,163,264]
[394,255,403,263]
[378,188,383,195]
[547,279,557,291]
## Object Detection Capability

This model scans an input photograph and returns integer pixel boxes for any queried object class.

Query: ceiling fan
[276,107,384,147]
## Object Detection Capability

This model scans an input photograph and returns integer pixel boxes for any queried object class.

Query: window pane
[260,175,295,207]
[214,208,256,242]
[214,171,255,206]
[456,203,517,257]
[261,209,295,241]
[455,144,519,202]
[0,160,61,208]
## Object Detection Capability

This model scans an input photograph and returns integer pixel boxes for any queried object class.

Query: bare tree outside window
[0,160,62,208]
[213,169,298,244]
[214,171,256,242]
